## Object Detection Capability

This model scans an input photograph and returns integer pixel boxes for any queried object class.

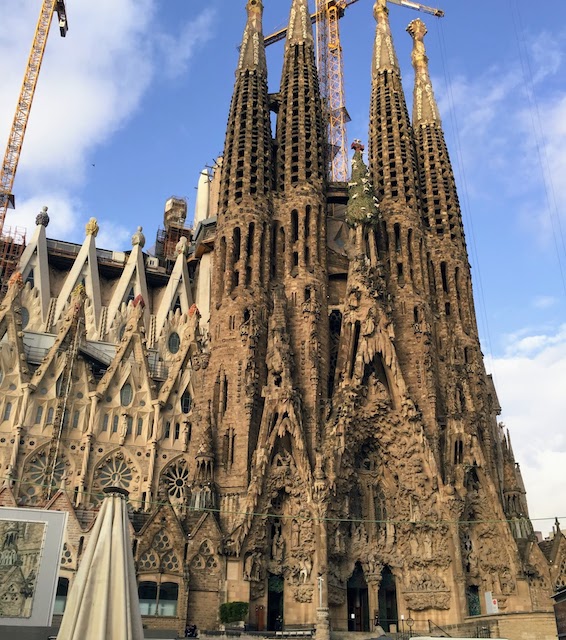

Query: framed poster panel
[0,507,67,627]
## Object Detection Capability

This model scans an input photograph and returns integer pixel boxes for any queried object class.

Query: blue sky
[1,0,565,532]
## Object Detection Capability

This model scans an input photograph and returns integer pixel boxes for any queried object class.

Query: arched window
[3,403,11,422]
[53,577,69,614]
[35,406,43,424]
[101,414,109,432]
[46,407,54,424]
[120,383,133,407]
[138,581,179,617]
[180,390,192,414]
[168,332,180,354]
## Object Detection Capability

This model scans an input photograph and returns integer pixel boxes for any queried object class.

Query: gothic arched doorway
[347,563,370,631]
[377,566,398,632]
[267,573,284,631]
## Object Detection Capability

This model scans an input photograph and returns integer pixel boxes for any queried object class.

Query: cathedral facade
[0,0,563,637]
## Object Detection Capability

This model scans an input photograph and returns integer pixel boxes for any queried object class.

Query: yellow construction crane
[0,0,68,238]
[266,0,444,183]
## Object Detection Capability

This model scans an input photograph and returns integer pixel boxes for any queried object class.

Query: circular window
[168,332,180,354]
[21,307,29,329]
[120,383,133,406]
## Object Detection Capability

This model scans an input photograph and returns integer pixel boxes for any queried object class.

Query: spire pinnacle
[287,0,314,46]
[373,0,400,74]
[407,18,441,124]
[238,0,266,73]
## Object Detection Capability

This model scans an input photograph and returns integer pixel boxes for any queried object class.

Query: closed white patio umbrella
[57,487,144,640]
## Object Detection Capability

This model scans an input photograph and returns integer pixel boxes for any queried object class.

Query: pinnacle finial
[287,0,314,46]
[238,0,267,73]
[35,206,50,227]
[372,0,399,73]
[85,217,99,237]
[408,18,441,124]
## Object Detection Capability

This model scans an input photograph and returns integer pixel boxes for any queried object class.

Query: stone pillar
[316,607,330,640]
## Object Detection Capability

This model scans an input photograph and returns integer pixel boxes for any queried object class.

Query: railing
[428,619,452,637]
[79,341,112,365]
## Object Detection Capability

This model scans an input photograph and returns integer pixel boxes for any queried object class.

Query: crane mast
[0,0,68,243]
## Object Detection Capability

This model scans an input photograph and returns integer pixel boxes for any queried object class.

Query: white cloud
[0,0,215,192]
[532,295,558,309]
[4,193,130,251]
[435,32,566,248]
[492,324,566,526]
[156,9,216,80]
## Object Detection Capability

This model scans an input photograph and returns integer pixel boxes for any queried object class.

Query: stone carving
[85,217,99,237]
[35,206,50,227]
[131,226,145,247]
[403,573,451,611]
[292,584,314,603]
[243,551,263,582]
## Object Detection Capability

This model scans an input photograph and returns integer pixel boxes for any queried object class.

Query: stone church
[0,0,563,637]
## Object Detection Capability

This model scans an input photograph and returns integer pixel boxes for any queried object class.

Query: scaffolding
[0,226,26,297]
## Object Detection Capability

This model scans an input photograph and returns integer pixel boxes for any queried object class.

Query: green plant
[219,601,249,624]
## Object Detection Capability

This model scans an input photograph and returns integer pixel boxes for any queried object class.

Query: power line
[3,474,563,527]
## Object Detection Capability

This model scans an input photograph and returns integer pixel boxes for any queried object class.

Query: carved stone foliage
[402,571,451,610]
[243,451,317,603]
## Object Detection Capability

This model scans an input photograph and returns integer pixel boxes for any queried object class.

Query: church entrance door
[347,563,370,631]
[267,574,284,631]
[377,566,398,632]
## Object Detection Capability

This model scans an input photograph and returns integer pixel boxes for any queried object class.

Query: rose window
[20,450,66,504]
[139,550,159,571]
[162,461,189,501]
[61,543,73,566]
[153,530,171,553]
[162,551,180,572]
[96,457,133,490]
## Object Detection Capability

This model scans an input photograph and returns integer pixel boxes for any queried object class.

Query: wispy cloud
[157,9,216,80]
[0,0,216,237]
[493,323,566,527]
[532,295,558,309]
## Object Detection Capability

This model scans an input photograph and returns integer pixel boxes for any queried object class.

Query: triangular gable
[31,285,86,392]
[18,218,51,322]
[0,486,18,506]
[96,297,154,399]
[52,220,102,336]
[136,499,186,548]
[158,305,201,406]
[106,242,149,338]
[188,510,223,542]
[0,273,30,384]
[154,240,194,343]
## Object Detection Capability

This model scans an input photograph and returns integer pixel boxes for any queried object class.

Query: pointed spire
[287,0,314,47]
[276,0,326,190]
[407,19,441,125]
[238,0,267,74]
[372,0,400,74]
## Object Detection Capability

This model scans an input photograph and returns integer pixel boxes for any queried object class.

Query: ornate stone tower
[0,1,562,639]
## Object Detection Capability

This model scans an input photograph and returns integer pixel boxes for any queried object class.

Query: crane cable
[509,0,566,296]
[432,19,496,378]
